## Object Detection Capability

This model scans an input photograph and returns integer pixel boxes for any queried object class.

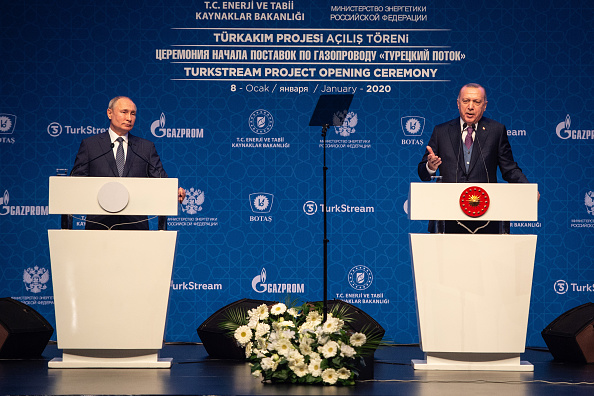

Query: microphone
[475,131,490,183]
[455,132,462,184]
[456,123,491,234]
[127,141,168,230]
[64,142,114,229]
[69,143,115,176]
[127,141,164,178]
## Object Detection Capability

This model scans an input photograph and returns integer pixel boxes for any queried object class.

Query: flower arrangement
[221,300,381,386]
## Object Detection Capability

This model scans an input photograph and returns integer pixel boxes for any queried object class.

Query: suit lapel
[122,134,136,177]
[446,119,465,176]
[468,120,487,175]
[99,133,119,177]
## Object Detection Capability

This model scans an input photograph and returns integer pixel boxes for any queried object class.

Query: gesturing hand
[426,146,442,171]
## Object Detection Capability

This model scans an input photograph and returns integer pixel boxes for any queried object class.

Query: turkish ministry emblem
[459,186,490,217]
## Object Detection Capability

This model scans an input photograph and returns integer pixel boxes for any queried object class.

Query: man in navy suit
[71,96,185,230]
[418,83,534,233]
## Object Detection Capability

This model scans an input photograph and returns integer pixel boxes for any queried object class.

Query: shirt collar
[459,118,476,132]
[108,128,129,143]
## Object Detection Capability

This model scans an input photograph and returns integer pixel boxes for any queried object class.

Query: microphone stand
[308,93,354,323]
[321,123,329,322]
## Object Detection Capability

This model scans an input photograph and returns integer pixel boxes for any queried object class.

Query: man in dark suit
[71,96,185,230]
[418,83,534,233]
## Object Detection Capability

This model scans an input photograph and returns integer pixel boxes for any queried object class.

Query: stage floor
[1,343,594,395]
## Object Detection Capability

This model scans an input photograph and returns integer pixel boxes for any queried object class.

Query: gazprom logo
[251,268,305,294]
[556,114,594,140]
[0,189,48,216]
[150,112,204,139]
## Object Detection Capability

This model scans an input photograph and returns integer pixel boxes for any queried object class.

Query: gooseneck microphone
[125,140,167,230]
[127,141,164,178]
[475,132,490,183]
[456,122,491,234]
[455,125,464,184]
[69,143,114,176]
[64,143,115,229]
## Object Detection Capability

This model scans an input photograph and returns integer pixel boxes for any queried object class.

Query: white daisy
[274,338,293,356]
[270,303,287,315]
[322,368,338,384]
[349,332,367,347]
[255,304,269,320]
[337,367,351,380]
[319,340,339,358]
[291,362,309,377]
[308,358,322,377]
[322,317,344,333]
[306,310,322,323]
[234,325,252,346]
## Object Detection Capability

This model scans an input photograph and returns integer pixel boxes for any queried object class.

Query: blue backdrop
[1,0,593,348]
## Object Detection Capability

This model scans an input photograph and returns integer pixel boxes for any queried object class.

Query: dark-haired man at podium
[418,83,534,234]
[71,96,185,230]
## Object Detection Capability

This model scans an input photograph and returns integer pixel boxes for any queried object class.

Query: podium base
[412,352,533,372]
[48,349,172,369]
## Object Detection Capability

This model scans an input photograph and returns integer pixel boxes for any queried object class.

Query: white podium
[47,176,179,368]
[408,183,538,371]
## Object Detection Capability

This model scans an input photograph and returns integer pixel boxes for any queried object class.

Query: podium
[47,176,179,368]
[408,183,538,371]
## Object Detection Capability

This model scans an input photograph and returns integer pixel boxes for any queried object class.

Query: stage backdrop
[1,0,593,348]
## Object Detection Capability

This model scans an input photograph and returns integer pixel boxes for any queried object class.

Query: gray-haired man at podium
[70,96,185,230]
[417,83,536,234]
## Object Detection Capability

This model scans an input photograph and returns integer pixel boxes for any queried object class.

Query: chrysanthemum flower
[340,343,356,358]
[255,322,270,338]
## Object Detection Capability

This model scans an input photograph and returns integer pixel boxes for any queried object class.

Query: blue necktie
[115,137,125,176]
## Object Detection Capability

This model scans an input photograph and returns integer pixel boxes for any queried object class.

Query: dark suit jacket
[418,117,529,233]
[418,117,528,184]
[71,132,167,230]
